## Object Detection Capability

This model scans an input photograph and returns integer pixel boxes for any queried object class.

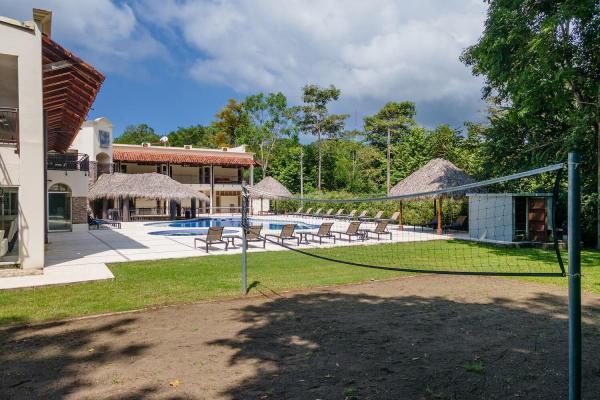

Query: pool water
[148,228,239,236]
[146,217,319,233]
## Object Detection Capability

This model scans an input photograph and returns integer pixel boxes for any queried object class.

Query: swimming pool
[146,217,319,231]
[148,228,239,237]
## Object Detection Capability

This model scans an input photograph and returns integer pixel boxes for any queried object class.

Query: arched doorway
[96,152,112,178]
[48,183,72,232]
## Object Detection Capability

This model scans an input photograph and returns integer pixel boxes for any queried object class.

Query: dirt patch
[1,275,600,399]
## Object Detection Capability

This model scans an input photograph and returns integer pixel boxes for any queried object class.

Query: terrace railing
[0,107,18,145]
[47,153,90,172]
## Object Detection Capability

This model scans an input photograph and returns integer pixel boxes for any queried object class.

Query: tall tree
[461,0,600,247]
[113,124,160,144]
[167,125,216,148]
[300,84,348,191]
[364,101,416,194]
[212,99,251,147]
[241,92,298,179]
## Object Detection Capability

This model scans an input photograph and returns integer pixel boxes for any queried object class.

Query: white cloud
[0,0,165,73]
[137,0,487,125]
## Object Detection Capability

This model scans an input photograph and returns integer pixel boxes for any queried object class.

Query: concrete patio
[0,216,456,290]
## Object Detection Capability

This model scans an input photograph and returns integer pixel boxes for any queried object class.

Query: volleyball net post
[568,151,582,400]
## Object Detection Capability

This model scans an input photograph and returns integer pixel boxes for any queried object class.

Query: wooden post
[122,197,130,222]
[399,201,404,230]
[436,197,443,235]
[102,198,108,219]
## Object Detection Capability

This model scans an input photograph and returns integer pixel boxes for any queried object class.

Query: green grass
[0,240,598,327]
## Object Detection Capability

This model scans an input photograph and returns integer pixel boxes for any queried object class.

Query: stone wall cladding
[72,196,89,224]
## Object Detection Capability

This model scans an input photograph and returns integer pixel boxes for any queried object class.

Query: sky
[1,0,489,140]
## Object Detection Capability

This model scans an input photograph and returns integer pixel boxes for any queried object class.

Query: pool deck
[0,215,459,290]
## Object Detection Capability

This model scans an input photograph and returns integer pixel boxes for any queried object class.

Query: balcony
[0,107,18,145]
[214,176,241,184]
[47,152,89,172]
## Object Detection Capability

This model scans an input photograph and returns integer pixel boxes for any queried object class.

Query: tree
[167,125,216,148]
[212,99,251,147]
[461,0,600,246]
[299,84,349,191]
[241,92,298,178]
[113,124,160,144]
[364,101,416,193]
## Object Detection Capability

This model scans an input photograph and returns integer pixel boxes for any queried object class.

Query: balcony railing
[214,176,241,184]
[47,153,89,172]
[0,107,18,145]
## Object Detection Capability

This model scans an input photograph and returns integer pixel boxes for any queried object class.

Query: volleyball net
[241,162,566,277]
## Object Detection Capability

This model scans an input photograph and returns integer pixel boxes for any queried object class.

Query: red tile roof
[113,149,256,167]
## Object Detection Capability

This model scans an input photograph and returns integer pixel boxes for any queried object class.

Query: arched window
[48,183,71,193]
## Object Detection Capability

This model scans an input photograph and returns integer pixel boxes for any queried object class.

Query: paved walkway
[0,216,454,290]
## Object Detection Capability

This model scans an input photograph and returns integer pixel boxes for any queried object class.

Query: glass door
[48,184,72,232]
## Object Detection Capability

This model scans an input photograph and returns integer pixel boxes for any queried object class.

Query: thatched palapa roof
[249,176,292,199]
[389,158,478,199]
[88,173,209,201]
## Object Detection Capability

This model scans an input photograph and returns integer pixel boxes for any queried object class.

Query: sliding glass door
[48,183,72,232]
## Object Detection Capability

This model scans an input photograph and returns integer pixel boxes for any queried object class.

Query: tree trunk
[436,198,443,235]
[597,120,600,249]
[387,127,391,195]
[317,127,322,191]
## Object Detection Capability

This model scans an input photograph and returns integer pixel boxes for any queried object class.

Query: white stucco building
[0,9,104,269]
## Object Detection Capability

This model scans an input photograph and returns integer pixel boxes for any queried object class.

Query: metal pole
[241,183,249,295]
[568,151,582,400]
[387,126,391,195]
[300,148,304,199]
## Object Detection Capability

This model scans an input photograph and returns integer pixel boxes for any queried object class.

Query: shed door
[528,197,547,242]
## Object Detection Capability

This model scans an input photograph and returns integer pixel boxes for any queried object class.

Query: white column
[210,164,214,214]
[249,164,254,186]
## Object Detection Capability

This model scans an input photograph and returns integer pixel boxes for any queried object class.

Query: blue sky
[2,0,488,139]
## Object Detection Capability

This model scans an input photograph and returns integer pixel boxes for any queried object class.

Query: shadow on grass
[0,317,172,399]
[212,289,600,399]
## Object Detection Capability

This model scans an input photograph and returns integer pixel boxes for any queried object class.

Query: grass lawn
[0,240,599,326]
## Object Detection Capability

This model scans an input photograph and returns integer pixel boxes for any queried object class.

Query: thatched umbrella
[248,176,292,214]
[89,173,209,220]
[389,158,477,234]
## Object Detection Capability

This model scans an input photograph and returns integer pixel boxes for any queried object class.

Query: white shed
[467,193,554,243]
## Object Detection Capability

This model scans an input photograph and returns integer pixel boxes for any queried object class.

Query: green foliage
[167,125,217,148]
[364,101,416,150]
[461,0,600,245]
[212,98,251,147]
[240,92,299,178]
[299,84,349,190]
[114,123,160,144]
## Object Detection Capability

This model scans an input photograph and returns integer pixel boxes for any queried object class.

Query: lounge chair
[360,220,392,240]
[359,210,383,222]
[338,209,357,220]
[305,222,336,244]
[265,224,300,246]
[242,225,266,248]
[315,208,334,218]
[310,208,323,217]
[194,226,229,252]
[353,210,368,220]
[300,208,314,217]
[445,216,468,231]
[291,207,304,216]
[328,209,344,219]
[332,221,365,241]
[88,216,122,230]
[387,211,401,223]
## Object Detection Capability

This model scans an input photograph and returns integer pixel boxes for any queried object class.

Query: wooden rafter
[42,34,104,152]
